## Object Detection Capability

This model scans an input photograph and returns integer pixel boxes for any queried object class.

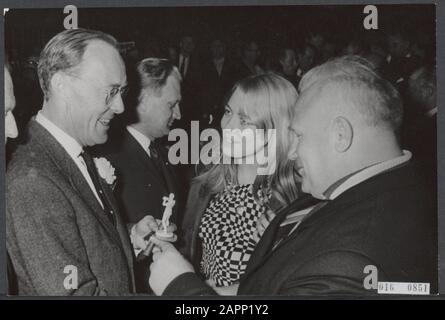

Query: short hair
[136,58,181,100]
[38,28,118,100]
[299,55,403,133]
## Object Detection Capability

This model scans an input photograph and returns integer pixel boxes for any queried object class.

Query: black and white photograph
[2,1,441,299]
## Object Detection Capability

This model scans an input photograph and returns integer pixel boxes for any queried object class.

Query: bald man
[148,56,437,296]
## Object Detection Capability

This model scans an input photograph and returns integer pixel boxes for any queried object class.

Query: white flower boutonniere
[94,157,117,186]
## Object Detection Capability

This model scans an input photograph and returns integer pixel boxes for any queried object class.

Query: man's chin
[92,132,109,146]
[301,183,320,199]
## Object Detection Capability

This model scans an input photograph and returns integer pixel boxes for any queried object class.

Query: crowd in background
[4,6,438,296]
[7,25,437,178]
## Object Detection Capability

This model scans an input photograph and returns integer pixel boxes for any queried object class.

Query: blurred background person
[402,65,436,178]
[201,38,240,129]
[384,30,419,92]
[268,46,299,89]
[239,40,264,78]
[295,44,316,81]
[175,34,203,130]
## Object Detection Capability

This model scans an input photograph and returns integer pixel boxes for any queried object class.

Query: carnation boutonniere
[94,157,117,190]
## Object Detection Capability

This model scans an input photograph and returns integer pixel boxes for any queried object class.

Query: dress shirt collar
[426,107,437,118]
[213,57,224,64]
[35,111,83,159]
[127,125,151,151]
[180,54,189,63]
[325,150,412,200]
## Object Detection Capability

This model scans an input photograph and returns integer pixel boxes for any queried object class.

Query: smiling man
[94,58,183,292]
[6,29,161,295]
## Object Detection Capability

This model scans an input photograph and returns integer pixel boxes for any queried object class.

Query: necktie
[272,200,328,250]
[180,56,187,78]
[147,142,171,198]
[80,151,116,226]
[148,142,158,159]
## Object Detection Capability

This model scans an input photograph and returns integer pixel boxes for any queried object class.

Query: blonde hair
[194,72,300,209]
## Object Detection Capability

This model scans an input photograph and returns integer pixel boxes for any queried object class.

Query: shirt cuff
[163,272,218,296]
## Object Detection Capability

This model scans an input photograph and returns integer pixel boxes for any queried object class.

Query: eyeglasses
[105,85,129,105]
[68,73,128,106]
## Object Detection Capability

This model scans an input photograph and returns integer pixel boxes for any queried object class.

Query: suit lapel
[125,132,167,188]
[157,147,180,203]
[242,195,320,280]
[241,210,284,279]
[270,201,329,255]
[30,121,125,246]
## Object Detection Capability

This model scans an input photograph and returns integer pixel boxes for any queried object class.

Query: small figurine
[155,193,175,241]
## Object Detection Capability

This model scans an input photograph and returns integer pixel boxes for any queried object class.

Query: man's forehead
[78,40,125,84]
[294,84,330,125]
[162,75,181,99]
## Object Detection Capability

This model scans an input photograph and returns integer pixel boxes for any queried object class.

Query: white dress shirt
[426,107,437,118]
[36,112,104,208]
[283,150,413,239]
[126,126,152,157]
[213,57,225,77]
[327,150,412,200]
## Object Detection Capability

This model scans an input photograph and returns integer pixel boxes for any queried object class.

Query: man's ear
[137,92,150,113]
[332,116,353,153]
[49,72,68,99]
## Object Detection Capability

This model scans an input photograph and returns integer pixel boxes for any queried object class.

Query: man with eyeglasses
[93,58,183,293]
[6,28,165,295]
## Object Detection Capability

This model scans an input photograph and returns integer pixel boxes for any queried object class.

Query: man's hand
[149,237,194,295]
[134,215,160,238]
[131,215,177,255]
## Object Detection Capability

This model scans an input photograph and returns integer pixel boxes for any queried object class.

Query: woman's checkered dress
[198,184,268,287]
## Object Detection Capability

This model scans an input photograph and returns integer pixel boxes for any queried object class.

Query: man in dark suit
[148,56,437,296]
[200,39,239,128]
[403,65,437,167]
[94,58,183,292]
[384,32,420,92]
[175,35,202,128]
[6,29,160,295]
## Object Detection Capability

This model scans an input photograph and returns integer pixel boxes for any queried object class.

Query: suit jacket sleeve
[7,174,111,296]
[278,250,376,295]
[163,272,217,296]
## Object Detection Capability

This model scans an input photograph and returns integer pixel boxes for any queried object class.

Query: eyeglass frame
[66,72,129,106]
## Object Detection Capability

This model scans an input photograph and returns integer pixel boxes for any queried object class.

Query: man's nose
[6,112,18,139]
[173,104,181,120]
[111,94,125,114]
[221,115,237,130]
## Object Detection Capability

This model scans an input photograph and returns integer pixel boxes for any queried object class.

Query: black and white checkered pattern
[198,184,267,287]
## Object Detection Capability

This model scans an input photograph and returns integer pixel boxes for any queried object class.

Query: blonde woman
[180,73,301,293]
